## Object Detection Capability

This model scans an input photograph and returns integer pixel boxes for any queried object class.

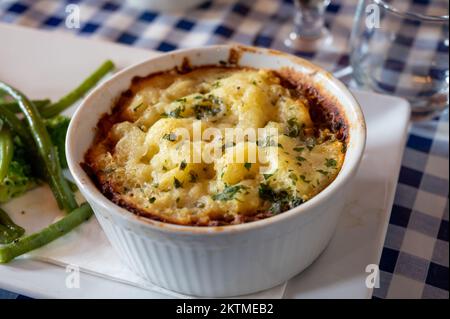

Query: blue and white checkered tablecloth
[0,0,448,299]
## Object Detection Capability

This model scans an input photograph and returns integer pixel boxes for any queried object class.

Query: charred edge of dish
[275,68,349,145]
[304,85,348,142]
[79,163,166,223]
[177,57,193,74]
[80,162,96,183]
[131,64,245,82]
[131,70,169,87]
[81,161,275,227]
[103,183,169,224]
[84,168,276,227]
[227,47,242,66]
[95,112,118,142]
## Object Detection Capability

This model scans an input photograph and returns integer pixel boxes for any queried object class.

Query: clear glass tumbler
[284,0,332,51]
[350,0,449,120]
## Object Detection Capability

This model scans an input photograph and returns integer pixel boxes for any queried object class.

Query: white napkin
[2,185,286,299]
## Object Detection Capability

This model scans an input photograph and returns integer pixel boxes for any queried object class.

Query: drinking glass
[350,0,449,120]
[284,0,333,51]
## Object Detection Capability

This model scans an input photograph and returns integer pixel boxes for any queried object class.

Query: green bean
[0,107,34,146]
[0,203,93,263]
[0,99,51,114]
[0,82,78,212]
[0,129,14,182]
[0,207,25,244]
[40,60,115,118]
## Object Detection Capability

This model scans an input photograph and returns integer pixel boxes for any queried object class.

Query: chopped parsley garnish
[289,173,298,184]
[296,156,306,162]
[293,147,305,152]
[263,173,273,180]
[189,171,198,183]
[286,118,304,138]
[162,132,177,142]
[316,169,329,176]
[258,183,284,202]
[199,105,222,118]
[167,105,185,118]
[258,136,277,148]
[212,81,221,88]
[290,197,304,207]
[305,137,316,151]
[300,175,311,183]
[179,160,187,170]
[195,201,206,208]
[193,95,223,119]
[244,162,252,170]
[132,102,143,112]
[212,184,248,201]
[149,197,156,203]
[325,158,337,168]
[258,183,304,214]
[173,177,183,188]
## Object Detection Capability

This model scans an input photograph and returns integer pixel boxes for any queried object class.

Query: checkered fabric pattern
[356,0,449,108]
[0,0,448,299]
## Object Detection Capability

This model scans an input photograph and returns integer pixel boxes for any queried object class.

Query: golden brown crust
[83,65,349,226]
[275,67,349,144]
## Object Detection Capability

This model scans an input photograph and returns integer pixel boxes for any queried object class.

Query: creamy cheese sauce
[84,67,347,226]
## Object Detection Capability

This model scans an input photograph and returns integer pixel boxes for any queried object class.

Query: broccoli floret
[0,115,71,203]
[0,136,36,203]
[0,91,8,102]
[45,115,70,168]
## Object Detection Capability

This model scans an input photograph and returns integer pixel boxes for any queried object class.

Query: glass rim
[374,0,449,22]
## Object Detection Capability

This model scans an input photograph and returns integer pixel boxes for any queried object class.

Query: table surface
[0,0,448,299]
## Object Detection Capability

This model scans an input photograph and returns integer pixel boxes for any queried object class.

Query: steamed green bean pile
[0,60,114,263]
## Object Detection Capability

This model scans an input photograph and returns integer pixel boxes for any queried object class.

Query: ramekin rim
[66,44,367,236]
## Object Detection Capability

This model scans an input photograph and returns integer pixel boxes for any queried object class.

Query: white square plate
[0,23,410,299]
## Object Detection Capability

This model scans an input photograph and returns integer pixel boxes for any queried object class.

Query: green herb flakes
[212,185,248,201]
[325,158,337,168]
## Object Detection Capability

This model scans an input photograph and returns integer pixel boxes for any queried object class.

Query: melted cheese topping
[85,67,346,226]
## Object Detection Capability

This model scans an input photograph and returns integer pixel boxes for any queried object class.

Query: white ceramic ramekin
[66,45,366,297]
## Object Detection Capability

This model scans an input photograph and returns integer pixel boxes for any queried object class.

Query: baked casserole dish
[83,65,347,226]
[67,45,366,297]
